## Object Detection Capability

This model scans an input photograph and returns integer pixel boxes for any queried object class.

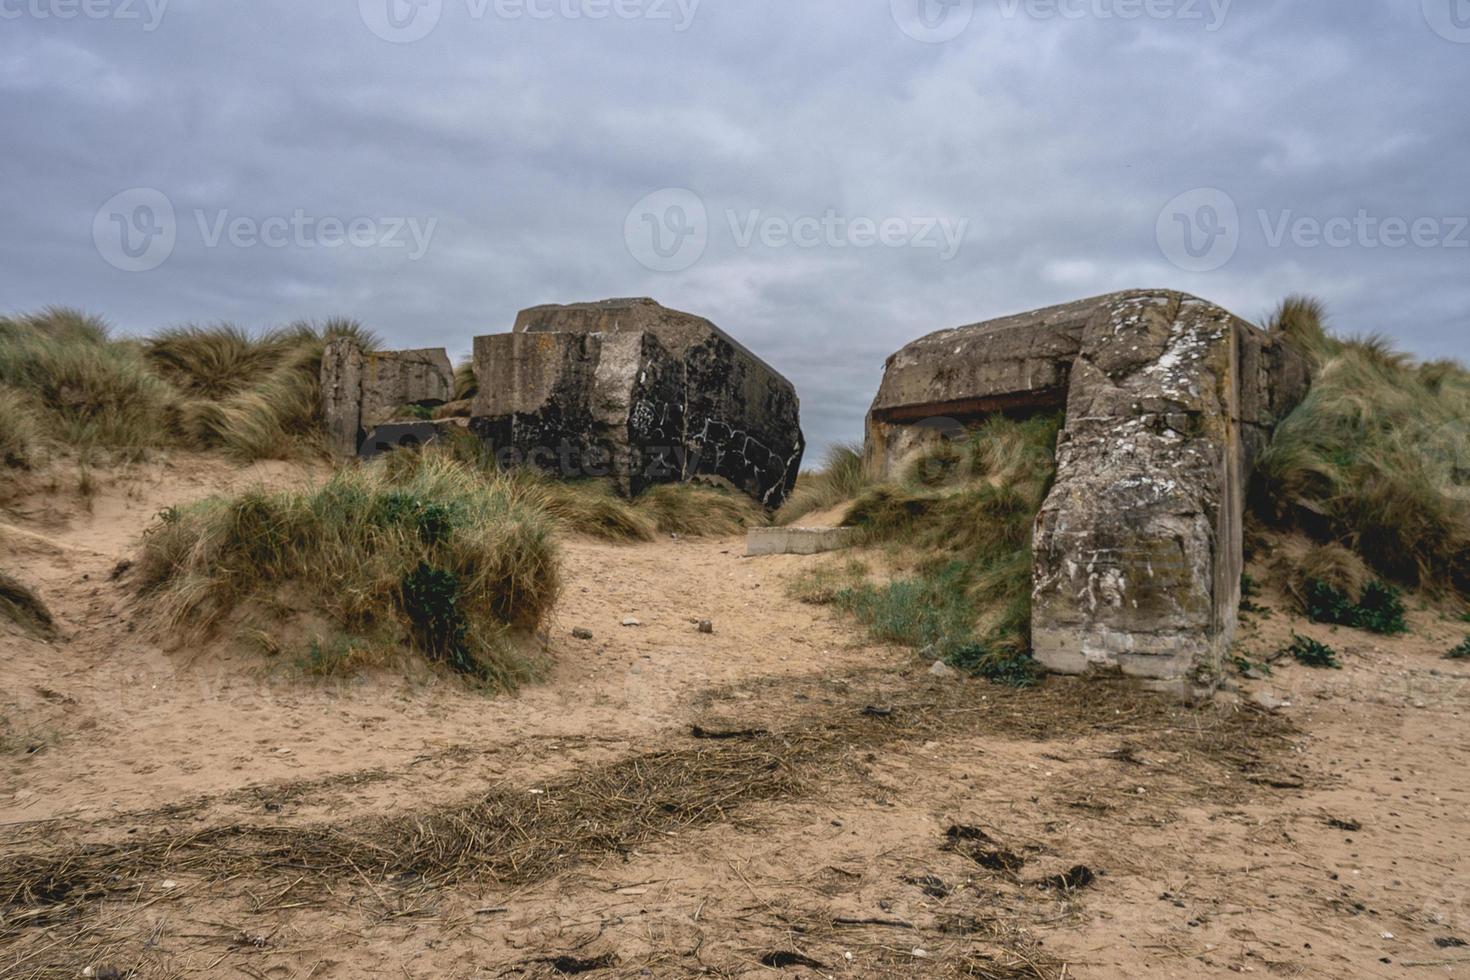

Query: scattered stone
[760,952,828,969]
[900,874,951,898]
[1036,864,1096,892]
[571,628,594,641]
[969,846,1026,874]
[359,420,466,462]
[621,617,641,627]
[697,620,714,634]
[1326,817,1362,832]
[541,953,619,974]
[690,724,769,740]
[1252,690,1292,712]
[945,824,997,843]
[928,660,956,679]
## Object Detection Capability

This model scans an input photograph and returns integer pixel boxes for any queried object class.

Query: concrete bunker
[865,289,1309,690]
[469,298,805,507]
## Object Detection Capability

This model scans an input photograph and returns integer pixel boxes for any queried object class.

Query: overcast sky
[3,0,1468,458]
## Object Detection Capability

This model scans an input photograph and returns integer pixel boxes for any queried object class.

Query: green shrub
[1353,580,1409,635]
[1283,633,1341,669]
[947,642,1043,687]
[400,562,478,676]
[299,633,370,678]
[1446,637,1470,661]
[1302,578,1407,635]
[785,558,870,605]
[136,453,559,686]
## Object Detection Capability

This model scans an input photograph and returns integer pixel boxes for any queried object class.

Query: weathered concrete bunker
[471,298,805,507]
[866,290,1309,689]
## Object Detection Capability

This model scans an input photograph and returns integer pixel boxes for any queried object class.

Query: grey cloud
[1,0,1466,459]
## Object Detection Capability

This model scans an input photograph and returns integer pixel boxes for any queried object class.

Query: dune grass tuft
[453,358,478,401]
[827,414,1060,685]
[1254,296,1470,596]
[0,386,45,468]
[776,442,868,525]
[494,464,765,542]
[0,308,376,464]
[0,308,176,456]
[634,482,766,537]
[135,452,560,687]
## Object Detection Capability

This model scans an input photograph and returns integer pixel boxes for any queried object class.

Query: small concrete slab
[746,526,858,557]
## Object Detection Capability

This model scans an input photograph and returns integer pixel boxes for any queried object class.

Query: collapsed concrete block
[359,421,462,461]
[865,289,1308,691]
[321,340,454,457]
[746,526,859,557]
[471,330,686,496]
[321,338,365,458]
[472,299,805,506]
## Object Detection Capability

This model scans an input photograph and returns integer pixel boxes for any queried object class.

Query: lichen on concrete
[864,289,1309,692]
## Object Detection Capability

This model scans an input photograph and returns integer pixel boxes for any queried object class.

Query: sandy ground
[2,455,1469,979]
